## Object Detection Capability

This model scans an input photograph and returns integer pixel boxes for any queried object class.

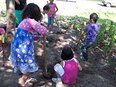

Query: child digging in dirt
[46,0,58,31]
[52,45,82,86]
[81,13,99,61]
[9,3,48,87]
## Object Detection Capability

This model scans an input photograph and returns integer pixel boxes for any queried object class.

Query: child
[81,13,99,61]
[52,46,82,85]
[0,28,6,52]
[9,3,48,87]
[43,5,50,15]
[41,5,50,26]
[33,5,50,41]
[47,0,58,29]
[15,0,27,27]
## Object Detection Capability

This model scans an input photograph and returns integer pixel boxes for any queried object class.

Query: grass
[0,0,116,22]
[76,0,116,22]
[75,5,116,22]
[87,0,102,1]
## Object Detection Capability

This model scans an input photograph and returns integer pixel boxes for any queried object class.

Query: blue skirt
[9,28,38,74]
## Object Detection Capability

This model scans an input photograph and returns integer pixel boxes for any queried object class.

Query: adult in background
[15,0,27,27]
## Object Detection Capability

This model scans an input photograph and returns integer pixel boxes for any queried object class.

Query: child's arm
[74,58,82,71]
[55,5,58,13]
[78,62,82,71]
[60,61,63,67]
[15,0,20,4]
[29,19,48,35]
[51,4,58,17]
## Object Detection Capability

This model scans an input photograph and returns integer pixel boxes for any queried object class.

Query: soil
[0,26,116,87]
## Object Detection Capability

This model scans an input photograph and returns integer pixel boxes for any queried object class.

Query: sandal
[18,78,25,87]
[23,82,33,87]
[22,79,33,87]
[27,78,37,83]
[19,78,36,87]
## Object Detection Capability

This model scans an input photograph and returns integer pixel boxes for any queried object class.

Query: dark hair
[15,0,26,10]
[43,5,50,11]
[90,13,98,23]
[61,46,74,60]
[22,3,42,21]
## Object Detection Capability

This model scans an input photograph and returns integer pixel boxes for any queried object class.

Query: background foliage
[57,15,116,65]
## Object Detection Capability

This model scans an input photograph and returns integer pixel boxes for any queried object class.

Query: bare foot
[18,77,25,87]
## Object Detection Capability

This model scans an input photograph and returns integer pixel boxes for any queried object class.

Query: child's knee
[54,63,64,76]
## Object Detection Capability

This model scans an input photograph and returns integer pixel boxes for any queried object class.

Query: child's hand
[15,0,20,4]
[78,64,82,71]
[42,11,45,15]
[52,13,56,18]
[78,62,82,71]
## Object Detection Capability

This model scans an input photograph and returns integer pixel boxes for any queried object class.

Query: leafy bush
[96,19,116,59]
[57,15,116,61]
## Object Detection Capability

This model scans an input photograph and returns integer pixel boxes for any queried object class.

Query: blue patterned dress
[9,28,38,74]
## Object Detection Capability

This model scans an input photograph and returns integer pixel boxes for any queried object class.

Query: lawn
[75,0,116,22]
[87,0,102,1]
[77,9,116,22]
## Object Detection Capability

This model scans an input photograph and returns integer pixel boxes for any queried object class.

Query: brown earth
[0,26,116,87]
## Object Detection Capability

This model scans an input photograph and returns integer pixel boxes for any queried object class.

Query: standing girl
[47,0,58,30]
[9,3,48,87]
[52,46,82,86]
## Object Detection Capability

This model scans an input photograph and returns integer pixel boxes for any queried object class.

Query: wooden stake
[43,35,47,73]
[6,0,15,35]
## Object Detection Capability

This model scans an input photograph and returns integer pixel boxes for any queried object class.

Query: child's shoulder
[86,23,98,28]
[91,23,98,26]
[53,3,56,5]
[53,3,57,6]
[21,18,39,25]
[91,23,99,29]
[24,18,37,22]
[49,3,56,6]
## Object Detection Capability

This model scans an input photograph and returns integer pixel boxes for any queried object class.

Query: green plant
[96,19,116,61]
[57,15,116,63]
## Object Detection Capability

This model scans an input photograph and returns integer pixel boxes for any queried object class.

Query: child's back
[85,23,99,44]
[62,58,79,84]
[53,46,82,86]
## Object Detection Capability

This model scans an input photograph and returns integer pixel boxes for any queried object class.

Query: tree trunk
[6,0,15,35]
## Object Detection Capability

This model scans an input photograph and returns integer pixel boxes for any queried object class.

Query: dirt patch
[0,27,116,87]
